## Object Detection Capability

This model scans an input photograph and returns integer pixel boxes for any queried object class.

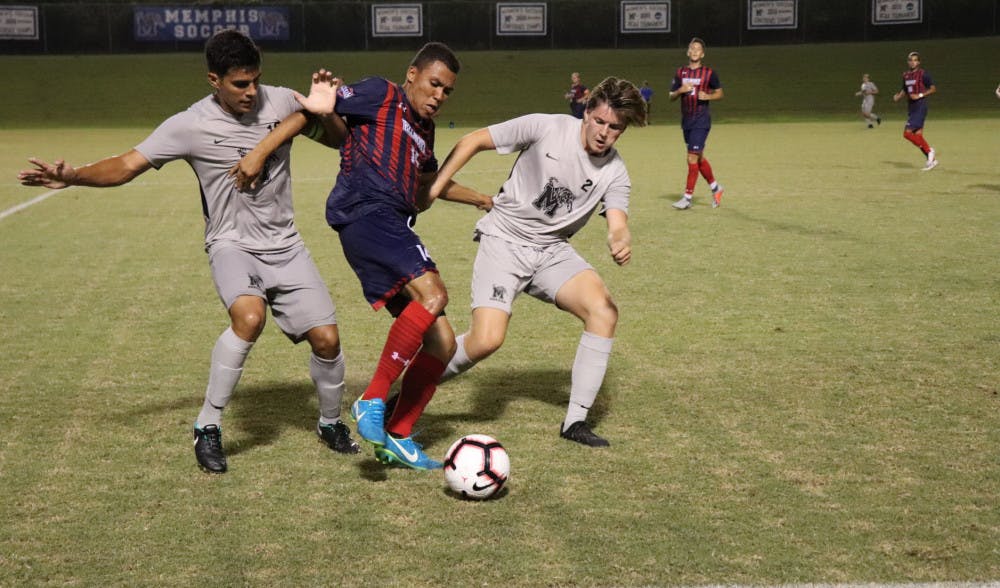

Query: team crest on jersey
[490,284,508,303]
[236,147,277,191]
[532,177,577,218]
[338,85,354,99]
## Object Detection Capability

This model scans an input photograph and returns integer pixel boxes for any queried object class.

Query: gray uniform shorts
[471,233,592,314]
[208,244,337,343]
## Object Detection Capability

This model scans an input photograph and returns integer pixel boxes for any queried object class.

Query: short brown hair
[586,77,648,128]
[410,42,461,75]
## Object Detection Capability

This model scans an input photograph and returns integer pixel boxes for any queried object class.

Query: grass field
[2,38,999,586]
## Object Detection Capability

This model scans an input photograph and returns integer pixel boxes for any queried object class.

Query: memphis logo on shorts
[490,284,508,303]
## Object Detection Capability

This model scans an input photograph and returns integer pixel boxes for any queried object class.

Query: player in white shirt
[855,73,881,128]
[17,30,359,473]
[426,77,647,447]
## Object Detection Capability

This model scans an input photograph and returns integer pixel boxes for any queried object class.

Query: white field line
[0,188,68,222]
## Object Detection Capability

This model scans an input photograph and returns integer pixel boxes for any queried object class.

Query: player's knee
[307,326,341,359]
[585,295,619,333]
[231,310,266,340]
[467,329,505,360]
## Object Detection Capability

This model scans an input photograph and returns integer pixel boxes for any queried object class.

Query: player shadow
[414,366,612,445]
[882,160,920,169]
[968,183,1000,193]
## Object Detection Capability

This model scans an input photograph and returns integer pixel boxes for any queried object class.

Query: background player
[426,77,648,447]
[669,37,725,210]
[17,30,360,474]
[855,73,881,128]
[565,72,590,119]
[893,51,938,171]
[640,80,654,122]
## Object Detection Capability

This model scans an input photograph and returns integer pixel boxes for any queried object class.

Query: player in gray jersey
[17,30,359,473]
[427,77,647,447]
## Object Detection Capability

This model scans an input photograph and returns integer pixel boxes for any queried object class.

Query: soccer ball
[443,434,510,500]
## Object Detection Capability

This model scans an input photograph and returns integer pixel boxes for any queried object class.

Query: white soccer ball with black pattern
[443,434,510,500]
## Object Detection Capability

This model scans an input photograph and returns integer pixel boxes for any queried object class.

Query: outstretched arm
[18,149,152,189]
[231,70,347,191]
[605,208,631,266]
[425,128,496,206]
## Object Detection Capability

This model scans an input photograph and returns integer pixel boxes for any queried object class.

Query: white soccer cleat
[672,196,693,210]
[922,149,938,171]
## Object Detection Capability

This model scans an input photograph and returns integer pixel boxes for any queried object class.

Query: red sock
[387,351,446,438]
[904,129,931,155]
[698,158,716,184]
[685,161,699,194]
[362,302,436,401]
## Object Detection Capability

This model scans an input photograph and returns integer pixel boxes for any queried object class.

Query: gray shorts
[470,234,592,314]
[208,243,337,343]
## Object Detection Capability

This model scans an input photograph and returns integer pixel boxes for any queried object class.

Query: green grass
[2,40,1000,586]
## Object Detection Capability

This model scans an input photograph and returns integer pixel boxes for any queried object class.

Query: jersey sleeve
[601,163,631,215]
[670,69,682,92]
[334,77,388,120]
[922,71,935,87]
[134,111,194,169]
[709,70,722,90]
[487,114,549,155]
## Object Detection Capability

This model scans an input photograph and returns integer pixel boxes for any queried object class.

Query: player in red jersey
[669,37,725,210]
[893,51,938,171]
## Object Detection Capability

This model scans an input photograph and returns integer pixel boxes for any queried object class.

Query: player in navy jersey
[893,51,938,171]
[669,37,725,210]
[565,72,590,119]
[235,43,490,470]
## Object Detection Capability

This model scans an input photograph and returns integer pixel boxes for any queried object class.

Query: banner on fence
[620,2,670,34]
[0,6,38,40]
[133,7,290,41]
[747,0,798,30]
[872,0,922,25]
[497,3,547,36]
[372,4,423,37]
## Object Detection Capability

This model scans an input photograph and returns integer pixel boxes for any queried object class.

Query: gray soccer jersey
[135,85,303,254]
[477,113,630,247]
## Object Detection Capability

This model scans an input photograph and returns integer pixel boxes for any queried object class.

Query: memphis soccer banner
[872,0,922,25]
[133,6,291,42]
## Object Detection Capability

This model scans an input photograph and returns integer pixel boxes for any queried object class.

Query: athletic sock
[311,351,346,424]
[387,352,447,438]
[685,161,699,194]
[440,333,474,383]
[197,327,254,428]
[563,332,614,431]
[698,157,716,185]
[362,301,437,401]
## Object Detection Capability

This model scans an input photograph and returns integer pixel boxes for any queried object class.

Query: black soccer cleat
[317,421,361,454]
[560,421,610,447]
[193,424,227,473]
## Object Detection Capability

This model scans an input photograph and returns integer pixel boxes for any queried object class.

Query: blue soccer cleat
[377,434,442,470]
[350,397,386,446]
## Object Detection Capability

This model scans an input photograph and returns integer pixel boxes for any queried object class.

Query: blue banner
[133,6,290,42]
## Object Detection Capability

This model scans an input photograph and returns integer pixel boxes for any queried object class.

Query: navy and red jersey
[901,68,934,106]
[670,66,721,130]
[326,76,438,227]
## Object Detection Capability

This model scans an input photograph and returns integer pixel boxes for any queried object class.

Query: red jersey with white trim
[670,66,721,130]
[325,76,438,227]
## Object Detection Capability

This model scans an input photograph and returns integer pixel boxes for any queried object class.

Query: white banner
[872,0,922,25]
[0,6,38,40]
[497,3,546,36]
[372,4,423,37]
[748,0,798,30]
[620,2,670,34]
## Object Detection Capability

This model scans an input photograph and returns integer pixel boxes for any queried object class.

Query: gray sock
[196,327,253,428]
[563,332,613,430]
[440,333,475,384]
[312,351,346,425]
